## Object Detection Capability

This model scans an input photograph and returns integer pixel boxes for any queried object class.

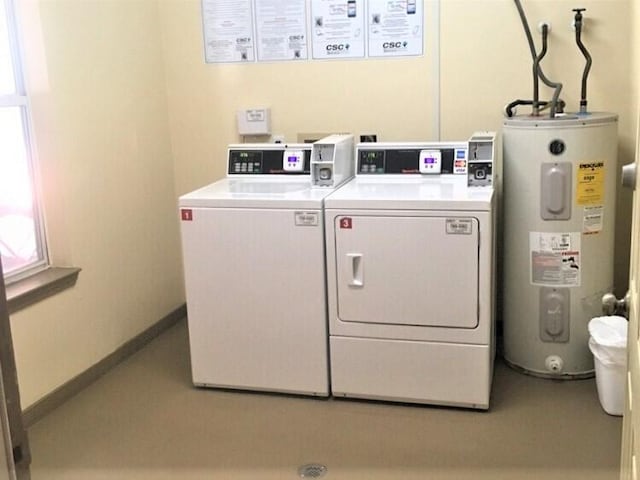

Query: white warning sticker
[583,205,604,235]
[530,232,581,287]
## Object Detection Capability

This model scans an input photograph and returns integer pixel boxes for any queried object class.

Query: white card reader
[419,150,442,174]
[283,149,305,172]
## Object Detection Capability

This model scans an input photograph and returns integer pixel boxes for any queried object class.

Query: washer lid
[179,178,335,209]
[324,176,493,210]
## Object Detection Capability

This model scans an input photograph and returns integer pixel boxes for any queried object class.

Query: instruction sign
[577,162,605,206]
[201,0,425,63]
[311,0,365,59]
[367,0,423,57]
[256,0,309,61]
[583,205,604,235]
[530,232,581,287]
[202,0,256,63]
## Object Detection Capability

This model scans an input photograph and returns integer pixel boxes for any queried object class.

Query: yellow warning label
[577,162,605,206]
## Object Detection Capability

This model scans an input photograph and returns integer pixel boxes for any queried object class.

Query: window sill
[6,267,81,314]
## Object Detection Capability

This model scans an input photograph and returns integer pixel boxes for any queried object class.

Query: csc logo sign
[383,41,408,50]
[326,43,350,52]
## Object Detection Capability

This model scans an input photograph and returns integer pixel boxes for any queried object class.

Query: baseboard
[22,304,187,427]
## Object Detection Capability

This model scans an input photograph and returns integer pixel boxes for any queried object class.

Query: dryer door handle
[347,253,364,287]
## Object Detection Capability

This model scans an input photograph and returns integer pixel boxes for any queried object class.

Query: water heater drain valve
[545,355,564,373]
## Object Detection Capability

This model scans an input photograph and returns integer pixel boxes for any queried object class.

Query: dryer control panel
[227,144,312,175]
[357,143,468,175]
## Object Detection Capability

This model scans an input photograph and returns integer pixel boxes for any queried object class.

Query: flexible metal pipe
[513,0,564,118]
[573,8,592,113]
[513,0,540,114]
[535,24,563,118]
[504,99,550,118]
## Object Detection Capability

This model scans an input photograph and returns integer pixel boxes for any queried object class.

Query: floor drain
[297,463,328,478]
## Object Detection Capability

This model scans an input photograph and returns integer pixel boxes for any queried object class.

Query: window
[0,0,47,281]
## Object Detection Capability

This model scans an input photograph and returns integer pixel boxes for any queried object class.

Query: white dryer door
[335,215,479,328]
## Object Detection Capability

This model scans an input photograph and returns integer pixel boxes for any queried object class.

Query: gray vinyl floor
[28,319,622,480]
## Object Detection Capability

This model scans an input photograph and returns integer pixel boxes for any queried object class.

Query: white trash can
[588,316,628,416]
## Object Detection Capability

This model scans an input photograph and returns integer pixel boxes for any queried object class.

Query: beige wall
[8,0,636,407]
[161,0,634,294]
[12,0,184,408]
[159,0,442,197]
[441,0,634,295]
[634,0,640,138]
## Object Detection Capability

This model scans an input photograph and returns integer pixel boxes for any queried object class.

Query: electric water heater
[502,113,618,377]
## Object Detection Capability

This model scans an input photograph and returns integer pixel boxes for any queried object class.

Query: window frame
[0,0,49,284]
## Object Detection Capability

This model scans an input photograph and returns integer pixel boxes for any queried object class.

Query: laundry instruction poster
[530,232,581,287]
[255,0,309,61]
[202,0,256,63]
[202,0,426,63]
[310,0,366,59]
[367,0,424,57]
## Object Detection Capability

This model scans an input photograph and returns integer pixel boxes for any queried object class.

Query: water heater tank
[502,113,618,378]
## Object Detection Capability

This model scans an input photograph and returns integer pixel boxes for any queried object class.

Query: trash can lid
[588,316,628,348]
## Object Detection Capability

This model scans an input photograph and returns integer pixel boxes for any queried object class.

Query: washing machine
[179,135,354,396]
[324,134,498,409]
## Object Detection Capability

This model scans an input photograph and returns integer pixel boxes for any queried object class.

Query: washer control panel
[228,145,312,175]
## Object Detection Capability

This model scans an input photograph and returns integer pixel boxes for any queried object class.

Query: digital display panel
[233,151,263,163]
[358,150,386,174]
[229,148,311,175]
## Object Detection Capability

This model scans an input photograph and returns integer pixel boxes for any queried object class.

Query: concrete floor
[28,319,622,480]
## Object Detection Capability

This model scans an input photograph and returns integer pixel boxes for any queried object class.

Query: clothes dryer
[180,136,354,396]
[324,136,497,408]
